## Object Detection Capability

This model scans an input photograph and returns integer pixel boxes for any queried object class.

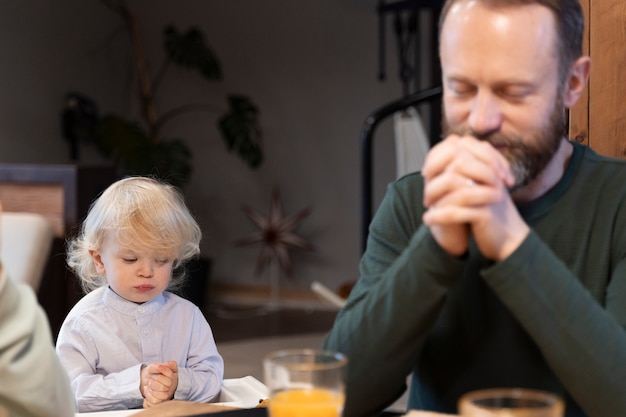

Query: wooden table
[76,401,240,417]
[76,402,458,417]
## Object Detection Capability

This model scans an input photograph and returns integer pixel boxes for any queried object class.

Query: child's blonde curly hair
[66,176,201,294]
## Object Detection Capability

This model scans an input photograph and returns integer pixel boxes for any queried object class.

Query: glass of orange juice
[458,388,564,417]
[263,349,347,417]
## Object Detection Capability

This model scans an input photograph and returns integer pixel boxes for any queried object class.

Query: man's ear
[89,249,106,274]
[563,56,591,108]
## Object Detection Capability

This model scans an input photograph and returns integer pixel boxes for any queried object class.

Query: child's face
[90,234,174,303]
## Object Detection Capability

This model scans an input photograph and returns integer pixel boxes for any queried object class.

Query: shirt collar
[102,286,166,316]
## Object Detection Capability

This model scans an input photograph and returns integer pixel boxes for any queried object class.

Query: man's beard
[442,96,566,191]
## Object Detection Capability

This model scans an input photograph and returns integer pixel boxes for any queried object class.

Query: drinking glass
[458,388,564,417]
[263,349,348,417]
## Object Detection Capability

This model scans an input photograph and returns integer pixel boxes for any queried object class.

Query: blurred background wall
[0,0,413,298]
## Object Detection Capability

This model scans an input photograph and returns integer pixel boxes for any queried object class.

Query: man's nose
[468,91,503,136]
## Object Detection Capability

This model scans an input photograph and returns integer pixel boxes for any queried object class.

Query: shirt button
[143,330,149,335]
[138,308,145,313]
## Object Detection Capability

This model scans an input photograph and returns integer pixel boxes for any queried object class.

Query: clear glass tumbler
[458,388,564,417]
[263,349,348,417]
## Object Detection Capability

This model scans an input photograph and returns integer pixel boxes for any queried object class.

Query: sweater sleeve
[0,267,76,417]
[483,231,626,417]
[323,176,465,417]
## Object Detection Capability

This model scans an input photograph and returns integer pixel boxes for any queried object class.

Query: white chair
[0,212,55,292]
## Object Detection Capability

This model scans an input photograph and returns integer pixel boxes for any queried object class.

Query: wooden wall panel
[587,0,626,159]
[568,0,590,146]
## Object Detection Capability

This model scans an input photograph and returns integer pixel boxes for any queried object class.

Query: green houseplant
[89,0,263,188]
[63,0,265,307]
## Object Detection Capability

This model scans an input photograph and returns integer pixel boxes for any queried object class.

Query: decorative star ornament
[235,188,314,278]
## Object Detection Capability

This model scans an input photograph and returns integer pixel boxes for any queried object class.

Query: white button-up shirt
[56,286,224,412]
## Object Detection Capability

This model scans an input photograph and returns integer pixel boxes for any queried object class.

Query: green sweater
[323,141,626,417]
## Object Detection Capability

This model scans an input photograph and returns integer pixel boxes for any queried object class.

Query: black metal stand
[377,0,444,96]
[360,86,442,254]
[360,0,445,255]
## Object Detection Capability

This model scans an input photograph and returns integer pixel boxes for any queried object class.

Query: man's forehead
[441,0,557,50]
[443,0,554,23]
[440,0,560,85]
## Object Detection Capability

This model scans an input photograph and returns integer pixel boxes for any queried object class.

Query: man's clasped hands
[421,134,530,261]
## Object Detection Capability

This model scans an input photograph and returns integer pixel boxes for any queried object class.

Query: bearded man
[323,0,626,416]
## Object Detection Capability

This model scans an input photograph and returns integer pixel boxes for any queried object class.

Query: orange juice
[269,388,344,417]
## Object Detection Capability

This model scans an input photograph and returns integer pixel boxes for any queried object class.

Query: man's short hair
[438,0,584,82]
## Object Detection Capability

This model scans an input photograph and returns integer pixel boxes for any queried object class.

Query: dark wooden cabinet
[0,164,116,339]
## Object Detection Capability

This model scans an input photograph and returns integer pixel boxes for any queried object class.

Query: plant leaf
[92,115,192,187]
[163,25,222,81]
[143,139,193,187]
[218,94,263,168]
[92,115,150,161]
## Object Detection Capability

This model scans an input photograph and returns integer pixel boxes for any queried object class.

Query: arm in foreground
[0,265,75,417]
